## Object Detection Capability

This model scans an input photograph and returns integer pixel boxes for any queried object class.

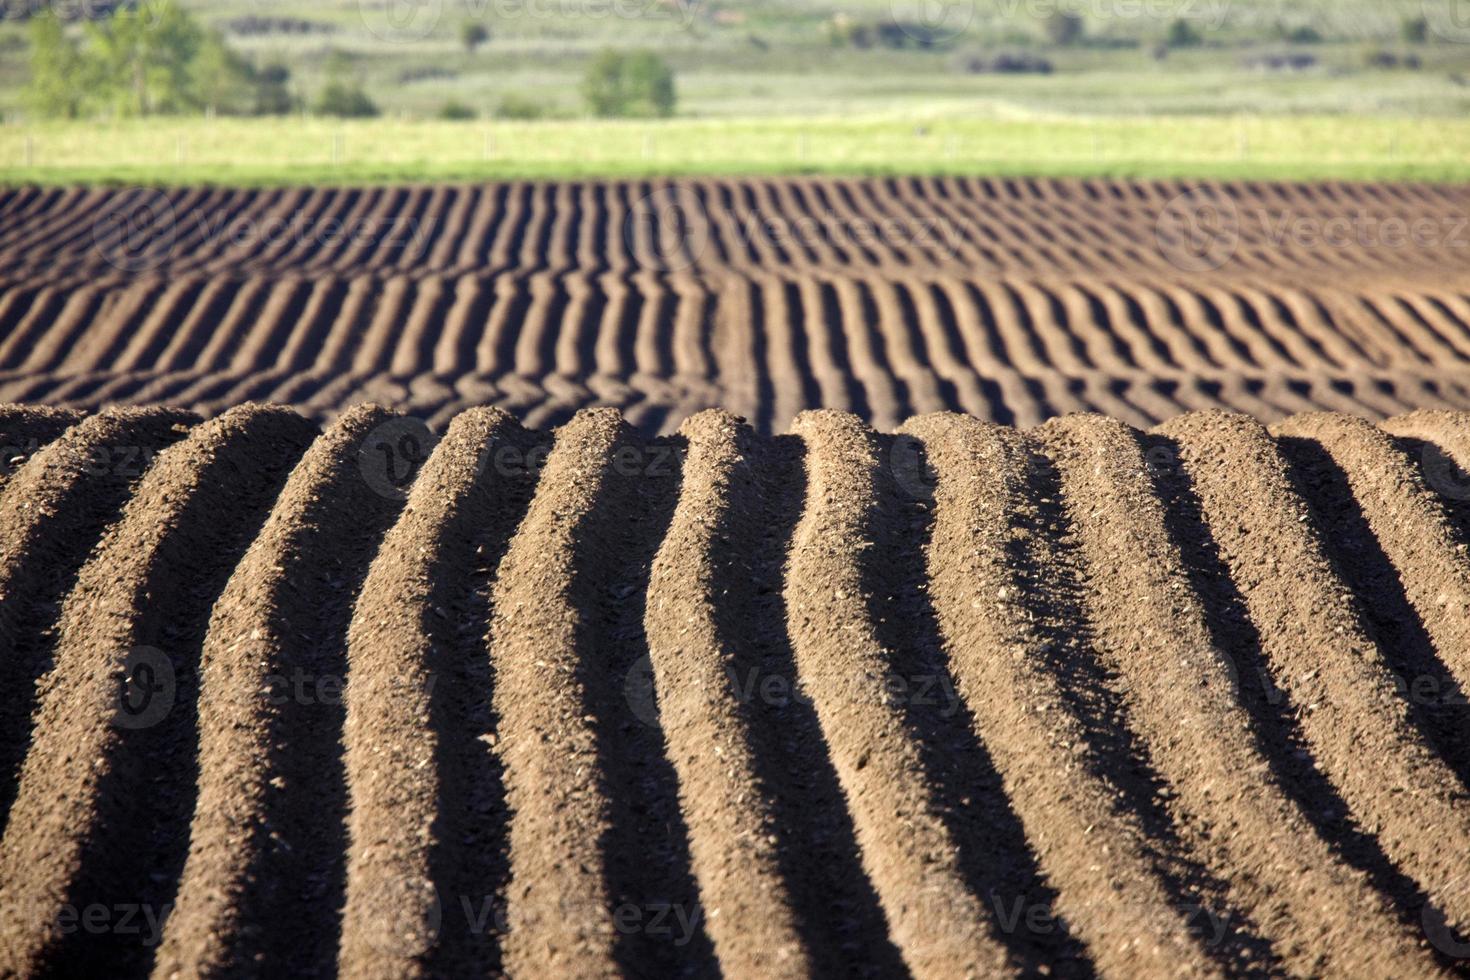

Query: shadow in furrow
[1146,432,1435,934]
[710,434,910,978]
[869,433,1092,977]
[1021,442,1279,976]
[574,433,721,977]
[1274,436,1470,792]
[423,426,546,977]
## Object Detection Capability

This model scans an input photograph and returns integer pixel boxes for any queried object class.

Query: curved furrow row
[1155,411,1470,942]
[639,411,813,977]
[154,406,407,980]
[337,407,541,980]
[900,412,1223,978]
[783,411,1016,977]
[1038,413,1445,975]
[0,406,317,978]
[0,405,1468,975]
[486,409,710,977]
[0,408,194,828]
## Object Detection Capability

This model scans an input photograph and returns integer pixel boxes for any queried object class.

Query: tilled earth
[0,403,1469,977]
[3,178,1470,431]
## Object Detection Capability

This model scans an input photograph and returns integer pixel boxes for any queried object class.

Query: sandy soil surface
[0,403,1468,976]
[3,178,1470,432]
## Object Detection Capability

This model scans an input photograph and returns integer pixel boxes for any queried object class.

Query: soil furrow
[0,408,195,830]
[1040,413,1445,976]
[487,409,711,977]
[0,405,316,979]
[1156,410,1470,945]
[902,412,1226,978]
[783,410,1041,978]
[337,406,541,980]
[155,406,407,980]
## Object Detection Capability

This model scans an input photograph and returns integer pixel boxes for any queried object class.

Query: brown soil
[0,404,1465,977]
[3,179,1470,432]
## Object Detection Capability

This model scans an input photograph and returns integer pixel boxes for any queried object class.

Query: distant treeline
[22,2,677,122]
[26,2,297,118]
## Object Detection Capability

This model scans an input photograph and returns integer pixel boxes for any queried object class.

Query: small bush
[1042,12,1084,46]
[1365,49,1422,70]
[1402,16,1429,44]
[496,94,549,120]
[462,22,489,53]
[437,99,476,120]
[316,82,378,117]
[582,49,675,118]
[316,50,378,118]
[955,50,1052,74]
[1273,23,1323,44]
[253,63,295,116]
[1165,18,1202,48]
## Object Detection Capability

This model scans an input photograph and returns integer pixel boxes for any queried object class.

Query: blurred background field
[3,0,1470,182]
[5,114,1470,184]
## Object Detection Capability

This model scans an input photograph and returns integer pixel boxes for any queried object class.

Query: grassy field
[5,1,1470,121]
[4,2,1470,184]
[3,113,1469,185]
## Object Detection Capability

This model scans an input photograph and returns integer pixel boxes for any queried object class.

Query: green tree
[462,21,490,53]
[582,50,675,118]
[315,51,379,118]
[190,29,255,116]
[1043,12,1084,46]
[1402,16,1429,44]
[25,13,86,119]
[1165,18,1202,48]
[253,63,295,116]
[85,0,204,116]
[438,98,476,120]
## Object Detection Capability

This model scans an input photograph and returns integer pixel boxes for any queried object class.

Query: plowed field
[1,403,1469,976]
[3,178,1470,431]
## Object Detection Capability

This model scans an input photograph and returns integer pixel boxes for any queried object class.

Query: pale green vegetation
[4,113,1468,185]
[3,1,1470,182]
